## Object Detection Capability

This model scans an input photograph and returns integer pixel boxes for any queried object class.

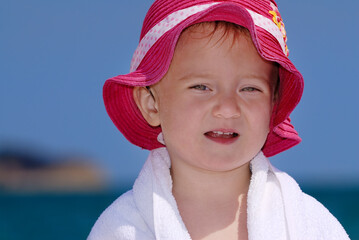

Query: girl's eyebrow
[177,72,215,81]
[242,75,272,83]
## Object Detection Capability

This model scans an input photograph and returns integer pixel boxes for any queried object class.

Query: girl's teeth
[213,131,230,135]
[210,131,238,137]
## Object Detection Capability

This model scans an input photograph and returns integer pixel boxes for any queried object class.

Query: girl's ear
[133,87,160,127]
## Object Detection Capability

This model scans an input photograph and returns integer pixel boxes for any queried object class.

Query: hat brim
[103,2,304,157]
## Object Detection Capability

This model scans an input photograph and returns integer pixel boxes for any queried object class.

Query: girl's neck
[170,160,251,240]
[171,160,251,206]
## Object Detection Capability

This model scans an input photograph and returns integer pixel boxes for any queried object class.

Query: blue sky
[1,0,358,187]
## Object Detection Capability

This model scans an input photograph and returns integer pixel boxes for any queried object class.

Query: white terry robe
[88,148,349,240]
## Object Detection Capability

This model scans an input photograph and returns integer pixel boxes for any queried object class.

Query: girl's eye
[241,87,259,92]
[191,84,209,91]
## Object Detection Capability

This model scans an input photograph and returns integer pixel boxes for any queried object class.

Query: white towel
[88,148,349,240]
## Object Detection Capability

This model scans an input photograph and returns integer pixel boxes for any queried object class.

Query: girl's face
[148,23,277,172]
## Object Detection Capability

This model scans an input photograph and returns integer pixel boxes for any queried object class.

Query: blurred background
[1,0,358,239]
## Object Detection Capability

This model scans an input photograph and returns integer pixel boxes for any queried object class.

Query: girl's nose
[212,94,241,119]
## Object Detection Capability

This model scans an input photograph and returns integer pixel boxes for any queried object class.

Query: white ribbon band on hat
[130,2,287,73]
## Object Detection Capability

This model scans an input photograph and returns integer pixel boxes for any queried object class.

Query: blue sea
[0,187,358,240]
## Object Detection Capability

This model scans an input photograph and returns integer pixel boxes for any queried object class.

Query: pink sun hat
[103,0,304,157]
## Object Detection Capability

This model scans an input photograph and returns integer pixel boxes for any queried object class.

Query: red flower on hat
[269,2,289,56]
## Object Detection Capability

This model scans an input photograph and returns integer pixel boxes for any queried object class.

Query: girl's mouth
[204,130,239,144]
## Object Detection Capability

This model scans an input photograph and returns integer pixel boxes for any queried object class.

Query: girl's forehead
[171,23,276,76]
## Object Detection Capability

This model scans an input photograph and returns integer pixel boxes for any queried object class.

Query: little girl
[88,0,349,239]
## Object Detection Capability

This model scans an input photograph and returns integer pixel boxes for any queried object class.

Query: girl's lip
[204,129,239,145]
